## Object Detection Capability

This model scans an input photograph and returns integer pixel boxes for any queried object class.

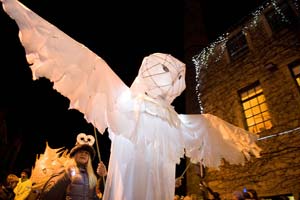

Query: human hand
[65,163,77,178]
[96,161,107,177]
[175,176,183,188]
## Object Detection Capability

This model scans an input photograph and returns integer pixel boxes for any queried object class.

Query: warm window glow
[290,63,300,88]
[239,83,272,134]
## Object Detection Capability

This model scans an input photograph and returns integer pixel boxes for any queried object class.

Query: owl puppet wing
[179,114,261,169]
[1,0,129,134]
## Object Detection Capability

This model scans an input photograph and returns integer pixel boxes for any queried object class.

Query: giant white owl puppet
[1,0,261,200]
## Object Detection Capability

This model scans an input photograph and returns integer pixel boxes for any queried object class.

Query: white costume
[1,1,261,199]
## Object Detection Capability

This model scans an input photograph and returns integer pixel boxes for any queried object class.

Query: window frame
[289,60,300,91]
[226,31,249,61]
[264,0,295,33]
[239,82,272,134]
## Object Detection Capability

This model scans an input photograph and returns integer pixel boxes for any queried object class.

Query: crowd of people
[1,134,189,200]
[0,173,19,200]
[1,131,259,200]
[0,169,33,200]
[0,134,107,200]
[232,189,259,200]
[173,175,259,200]
[1,167,259,200]
[172,188,258,200]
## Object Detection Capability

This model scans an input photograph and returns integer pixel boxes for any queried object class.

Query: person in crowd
[0,174,19,200]
[243,189,258,200]
[175,176,183,188]
[232,190,245,200]
[212,192,221,200]
[39,133,107,200]
[14,169,32,200]
[183,193,192,200]
[277,195,289,200]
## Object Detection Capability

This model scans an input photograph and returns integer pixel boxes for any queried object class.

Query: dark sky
[0,0,259,178]
[201,0,261,41]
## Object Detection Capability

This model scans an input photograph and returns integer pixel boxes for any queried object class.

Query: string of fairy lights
[192,35,228,114]
[192,0,298,113]
[294,0,300,10]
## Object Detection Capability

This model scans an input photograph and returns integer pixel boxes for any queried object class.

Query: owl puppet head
[131,53,186,104]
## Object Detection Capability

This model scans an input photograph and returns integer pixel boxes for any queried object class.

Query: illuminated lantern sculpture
[1,0,261,199]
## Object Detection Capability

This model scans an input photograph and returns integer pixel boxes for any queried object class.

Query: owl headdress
[69,133,96,159]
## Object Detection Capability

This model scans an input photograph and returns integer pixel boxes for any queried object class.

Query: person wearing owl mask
[39,133,107,200]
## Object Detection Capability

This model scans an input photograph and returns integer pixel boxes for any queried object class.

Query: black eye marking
[162,65,169,72]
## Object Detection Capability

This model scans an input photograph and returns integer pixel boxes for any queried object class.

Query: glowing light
[192,0,295,112]
[294,0,300,10]
[258,127,300,140]
[192,35,228,113]
[271,0,290,24]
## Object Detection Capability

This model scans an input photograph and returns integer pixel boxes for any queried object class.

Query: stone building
[184,0,300,199]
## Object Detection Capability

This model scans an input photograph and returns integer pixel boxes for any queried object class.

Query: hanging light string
[192,35,228,113]
[294,0,299,10]
[258,126,300,140]
[192,0,296,112]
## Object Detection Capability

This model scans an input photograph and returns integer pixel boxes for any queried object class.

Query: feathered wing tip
[30,142,70,189]
[179,114,262,169]
[1,0,129,135]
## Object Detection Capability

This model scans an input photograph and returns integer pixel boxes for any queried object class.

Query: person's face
[74,150,90,165]
[20,172,28,181]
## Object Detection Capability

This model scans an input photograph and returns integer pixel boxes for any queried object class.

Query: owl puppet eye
[162,65,169,72]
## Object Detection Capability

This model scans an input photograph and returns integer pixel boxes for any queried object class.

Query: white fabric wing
[1,0,129,133]
[179,113,261,169]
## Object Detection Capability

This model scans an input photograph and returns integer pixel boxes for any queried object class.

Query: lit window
[289,60,300,89]
[239,83,272,134]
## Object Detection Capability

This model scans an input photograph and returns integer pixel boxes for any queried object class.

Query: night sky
[0,0,259,185]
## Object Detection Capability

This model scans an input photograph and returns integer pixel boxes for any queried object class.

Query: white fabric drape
[1,1,261,199]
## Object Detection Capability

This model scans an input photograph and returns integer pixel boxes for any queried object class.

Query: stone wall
[204,129,300,199]
[184,0,300,198]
